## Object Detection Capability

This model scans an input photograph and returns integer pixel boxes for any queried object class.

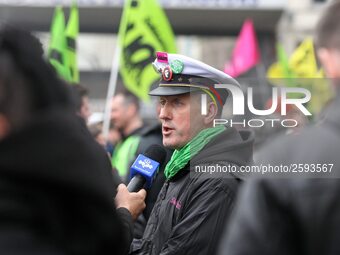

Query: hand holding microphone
[115,183,146,220]
[115,145,166,220]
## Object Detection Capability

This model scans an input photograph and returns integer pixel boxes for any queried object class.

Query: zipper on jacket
[159,180,169,200]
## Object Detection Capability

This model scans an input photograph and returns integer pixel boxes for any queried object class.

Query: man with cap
[130,52,254,255]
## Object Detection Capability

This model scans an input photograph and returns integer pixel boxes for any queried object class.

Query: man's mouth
[162,125,174,135]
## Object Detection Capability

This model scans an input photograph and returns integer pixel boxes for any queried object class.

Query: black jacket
[117,123,172,219]
[219,95,340,255]
[131,127,254,255]
[0,108,131,254]
[117,123,172,239]
[135,123,173,220]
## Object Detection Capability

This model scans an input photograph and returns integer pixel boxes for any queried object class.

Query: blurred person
[88,123,107,148]
[0,25,145,254]
[70,83,91,123]
[88,123,122,159]
[106,125,122,156]
[87,113,117,155]
[268,98,309,133]
[253,97,309,153]
[110,90,171,237]
[110,90,168,180]
[110,90,146,179]
[218,1,340,254]
[130,53,254,255]
[108,125,122,145]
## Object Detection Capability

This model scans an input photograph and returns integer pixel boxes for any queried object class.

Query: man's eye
[159,100,166,106]
[174,99,183,106]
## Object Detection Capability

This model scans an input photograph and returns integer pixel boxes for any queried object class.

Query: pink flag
[224,19,260,77]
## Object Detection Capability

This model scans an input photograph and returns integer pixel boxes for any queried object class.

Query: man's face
[159,93,205,150]
[317,48,340,79]
[110,94,129,130]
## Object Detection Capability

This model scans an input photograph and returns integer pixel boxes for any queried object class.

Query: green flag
[277,43,292,79]
[118,0,177,102]
[48,6,72,82]
[267,43,293,84]
[66,1,79,83]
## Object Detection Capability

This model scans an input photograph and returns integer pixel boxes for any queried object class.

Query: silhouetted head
[0,25,72,138]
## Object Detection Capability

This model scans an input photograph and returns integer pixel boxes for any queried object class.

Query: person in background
[110,90,171,238]
[71,83,91,123]
[106,124,122,156]
[253,97,309,154]
[110,90,170,181]
[88,123,107,149]
[0,25,145,254]
[219,1,340,254]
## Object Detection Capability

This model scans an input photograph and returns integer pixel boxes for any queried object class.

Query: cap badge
[170,59,184,74]
[162,66,173,81]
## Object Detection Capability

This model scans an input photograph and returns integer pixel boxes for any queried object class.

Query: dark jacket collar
[170,127,254,181]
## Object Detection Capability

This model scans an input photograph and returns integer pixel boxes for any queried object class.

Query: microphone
[127,144,166,192]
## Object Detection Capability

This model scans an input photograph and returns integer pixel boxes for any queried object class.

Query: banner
[118,0,177,101]
[267,39,320,80]
[267,43,294,86]
[65,1,79,83]
[48,6,72,82]
[267,39,332,115]
[289,38,318,78]
[224,19,260,77]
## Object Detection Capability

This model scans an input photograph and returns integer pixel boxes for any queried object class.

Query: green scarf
[164,125,225,179]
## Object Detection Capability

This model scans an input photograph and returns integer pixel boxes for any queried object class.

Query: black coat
[219,95,340,255]
[0,108,131,254]
[134,123,173,221]
[116,123,173,239]
[131,127,254,255]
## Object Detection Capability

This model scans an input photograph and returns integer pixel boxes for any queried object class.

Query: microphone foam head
[144,144,167,167]
[129,144,167,189]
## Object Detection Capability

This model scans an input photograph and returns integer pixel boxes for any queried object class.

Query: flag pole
[102,39,121,138]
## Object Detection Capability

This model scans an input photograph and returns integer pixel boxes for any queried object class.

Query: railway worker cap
[149,52,241,105]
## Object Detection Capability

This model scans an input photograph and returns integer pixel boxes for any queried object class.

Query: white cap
[149,51,240,102]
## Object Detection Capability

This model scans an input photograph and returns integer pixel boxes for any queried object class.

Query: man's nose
[159,105,171,120]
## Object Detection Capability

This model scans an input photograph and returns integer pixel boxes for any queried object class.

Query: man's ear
[317,48,340,78]
[0,114,10,140]
[203,101,218,125]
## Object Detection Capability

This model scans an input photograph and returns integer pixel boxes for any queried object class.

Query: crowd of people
[1,0,340,254]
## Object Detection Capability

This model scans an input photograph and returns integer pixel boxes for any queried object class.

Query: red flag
[224,19,260,77]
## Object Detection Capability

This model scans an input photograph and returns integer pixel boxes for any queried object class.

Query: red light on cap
[157,52,169,64]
